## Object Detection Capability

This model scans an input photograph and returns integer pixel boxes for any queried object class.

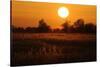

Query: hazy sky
[12,1,96,28]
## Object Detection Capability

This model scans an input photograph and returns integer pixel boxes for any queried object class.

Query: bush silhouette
[11,18,96,34]
[84,23,96,33]
[37,19,51,32]
[61,20,70,33]
[73,19,85,32]
[25,27,38,33]
[11,25,25,33]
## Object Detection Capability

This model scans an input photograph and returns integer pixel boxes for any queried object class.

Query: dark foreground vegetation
[11,33,96,66]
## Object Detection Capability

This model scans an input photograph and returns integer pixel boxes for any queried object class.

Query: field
[11,33,96,66]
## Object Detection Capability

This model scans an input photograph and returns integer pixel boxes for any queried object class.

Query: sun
[58,7,69,18]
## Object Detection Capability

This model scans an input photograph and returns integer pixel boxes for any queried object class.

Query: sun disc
[58,7,69,18]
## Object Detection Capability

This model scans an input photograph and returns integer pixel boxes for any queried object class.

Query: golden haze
[12,1,96,29]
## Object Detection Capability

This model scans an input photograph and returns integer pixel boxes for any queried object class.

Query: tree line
[11,18,96,34]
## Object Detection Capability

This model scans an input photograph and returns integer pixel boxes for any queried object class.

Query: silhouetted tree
[53,28,61,33]
[61,20,70,32]
[84,23,96,34]
[69,25,76,33]
[26,27,32,31]
[16,27,24,32]
[73,19,85,32]
[25,27,34,33]
[37,19,51,32]
[11,25,25,33]
[11,19,96,34]
[25,27,39,33]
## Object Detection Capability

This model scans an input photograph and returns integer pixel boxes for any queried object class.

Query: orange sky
[12,1,96,28]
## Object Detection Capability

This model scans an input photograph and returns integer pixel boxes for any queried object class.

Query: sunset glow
[12,1,96,28]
